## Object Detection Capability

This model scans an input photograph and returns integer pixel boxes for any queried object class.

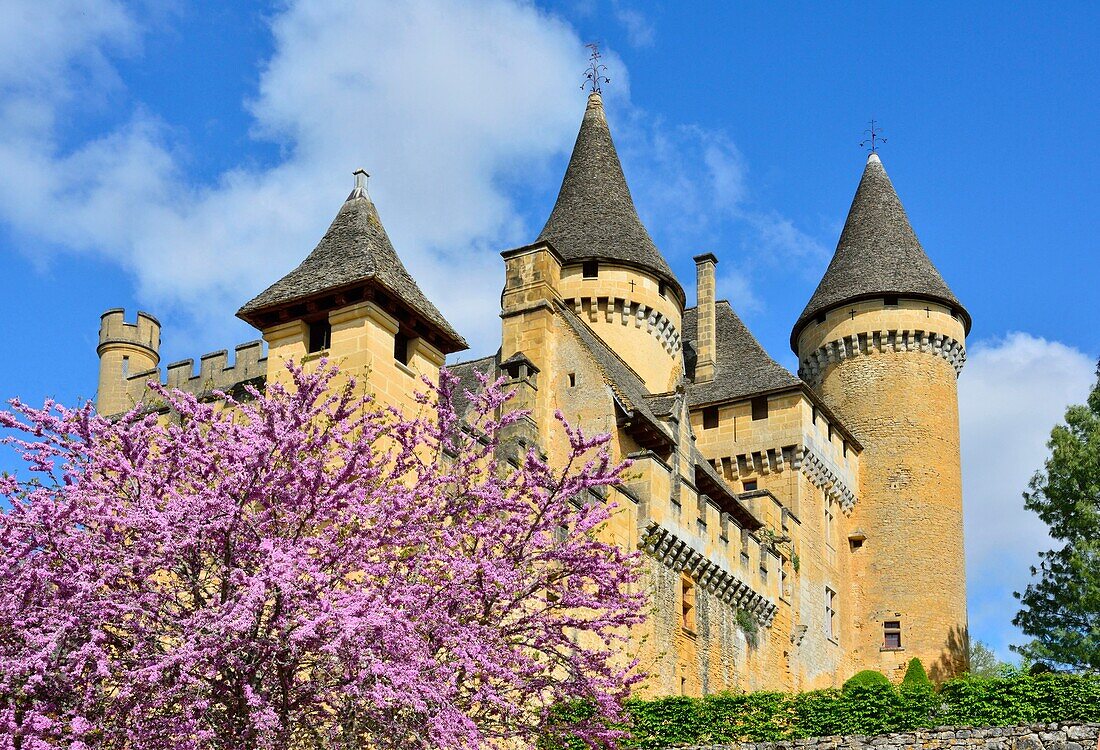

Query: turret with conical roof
[793,152,971,681]
[239,170,466,398]
[534,92,685,393]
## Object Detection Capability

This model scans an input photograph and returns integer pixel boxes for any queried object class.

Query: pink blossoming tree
[0,363,645,750]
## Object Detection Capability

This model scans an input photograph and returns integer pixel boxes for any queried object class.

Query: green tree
[968,640,1017,678]
[1013,360,1100,672]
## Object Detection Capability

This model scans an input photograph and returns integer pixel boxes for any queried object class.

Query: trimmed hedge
[543,673,1100,749]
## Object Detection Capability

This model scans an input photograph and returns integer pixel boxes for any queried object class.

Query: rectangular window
[681,575,696,632]
[393,331,410,365]
[883,295,899,307]
[883,620,902,649]
[702,406,719,429]
[825,587,838,640]
[815,312,827,323]
[582,260,599,279]
[751,396,769,421]
[742,479,758,492]
[308,320,331,353]
[568,372,576,387]
[658,281,667,298]
[121,355,130,377]
[825,499,836,565]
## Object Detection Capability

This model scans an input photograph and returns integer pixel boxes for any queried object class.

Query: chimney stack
[693,253,718,383]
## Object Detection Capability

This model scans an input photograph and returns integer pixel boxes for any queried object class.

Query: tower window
[751,396,769,421]
[568,372,576,387]
[121,355,130,377]
[883,295,899,307]
[815,312,827,324]
[658,281,667,298]
[825,587,838,640]
[393,331,410,365]
[681,575,696,632]
[743,480,758,492]
[703,406,719,429]
[883,620,903,649]
[308,320,331,353]
[582,260,599,279]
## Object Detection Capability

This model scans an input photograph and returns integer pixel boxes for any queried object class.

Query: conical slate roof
[790,153,969,350]
[538,93,683,300]
[238,173,466,350]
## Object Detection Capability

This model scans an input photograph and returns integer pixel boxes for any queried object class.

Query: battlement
[98,308,161,357]
[161,341,268,397]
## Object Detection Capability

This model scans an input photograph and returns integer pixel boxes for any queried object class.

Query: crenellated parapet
[711,443,858,515]
[640,521,778,627]
[798,328,966,387]
[103,339,268,415]
[163,340,268,398]
[565,295,682,354]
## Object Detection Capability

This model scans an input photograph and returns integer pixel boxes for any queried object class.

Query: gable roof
[684,301,801,407]
[791,153,969,350]
[237,174,466,351]
[538,93,683,301]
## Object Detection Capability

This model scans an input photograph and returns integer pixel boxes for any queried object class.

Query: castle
[95,91,970,694]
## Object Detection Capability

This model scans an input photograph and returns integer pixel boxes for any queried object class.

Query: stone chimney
[693,253,718,382]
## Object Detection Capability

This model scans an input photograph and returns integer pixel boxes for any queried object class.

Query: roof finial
[860,119,887,158]
[582,43,610,95]
[348,168,370,200]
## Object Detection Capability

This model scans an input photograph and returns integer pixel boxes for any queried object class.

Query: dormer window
[582,260,599,279]
[308,320,331,353]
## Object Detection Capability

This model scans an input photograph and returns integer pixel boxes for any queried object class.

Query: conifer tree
[1013,359,1100,672]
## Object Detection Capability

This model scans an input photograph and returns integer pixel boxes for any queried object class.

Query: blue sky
[1,0,1097,665]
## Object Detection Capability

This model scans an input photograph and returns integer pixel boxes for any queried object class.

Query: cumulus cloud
[0,0,824,358]
[959,332,1095,660]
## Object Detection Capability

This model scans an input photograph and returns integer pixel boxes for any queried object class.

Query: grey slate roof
[791,153,969,350]
[238,179,466,349]
[684,301,801,407]
[538,93,683,300]
[448,353,499,418]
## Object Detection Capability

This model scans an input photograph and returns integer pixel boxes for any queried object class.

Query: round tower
[97,309,161,415]
[537,92,685,392]
[792,153,971,681]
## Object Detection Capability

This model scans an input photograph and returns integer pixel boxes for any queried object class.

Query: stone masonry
[667,723,1100,750]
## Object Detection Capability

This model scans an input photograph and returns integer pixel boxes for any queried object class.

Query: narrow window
[815,312,827,324]
[582,260,599,279]
[812,406,818,427]
[568,372,576,387]
[751,396,768,421]
[883,295,899,307]
[703,406,719,429]
[843,441,849,459]
[121,355,130,377]
[658,281,667,298]
[308,320,331,353]
[825,588,838,639]
[681,575,696,632]
[883,620,903,649]
[742,480,758,492]
[393,331,410,365]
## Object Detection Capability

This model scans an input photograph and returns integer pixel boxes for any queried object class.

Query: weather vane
[860,119,887,153]
[582,43,610,94]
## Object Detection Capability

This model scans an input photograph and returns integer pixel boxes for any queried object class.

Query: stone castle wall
[666,722,1100,750]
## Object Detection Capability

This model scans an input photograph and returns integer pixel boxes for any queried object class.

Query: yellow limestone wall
[558,263,684,394]
[796,298,968,681]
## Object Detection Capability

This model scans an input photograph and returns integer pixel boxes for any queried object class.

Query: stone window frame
[882,619,903,650]
[825,586,838,642]
[681,574,697,635]
[582,260,599,279]
[702,406,719,430]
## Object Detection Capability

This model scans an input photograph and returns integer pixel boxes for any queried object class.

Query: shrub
[843,670,892,693]
[902,658,933,689]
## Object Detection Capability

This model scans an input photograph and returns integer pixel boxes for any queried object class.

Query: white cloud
[959,332,1095,660]
[611,3,655,48]
[0,0,823,361]
[0,0,585,356]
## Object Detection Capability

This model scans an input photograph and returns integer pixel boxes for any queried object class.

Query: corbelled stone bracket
[798,328,966,387]
[639,521,778,627]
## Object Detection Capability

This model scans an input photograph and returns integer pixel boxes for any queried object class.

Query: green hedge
[544,673,1100,749]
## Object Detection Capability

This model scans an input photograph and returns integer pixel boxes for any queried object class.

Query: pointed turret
[538,92,683,301]
[790,153,969,351]
[238,170,465,353]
